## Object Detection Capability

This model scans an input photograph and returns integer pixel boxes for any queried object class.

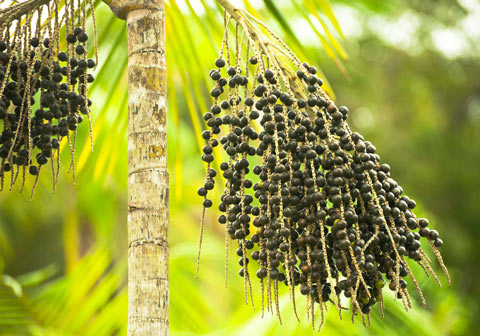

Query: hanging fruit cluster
[0,0,97,196]
[197,10,449,328]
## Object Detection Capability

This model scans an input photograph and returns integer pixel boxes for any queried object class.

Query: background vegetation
[1,0,479,335]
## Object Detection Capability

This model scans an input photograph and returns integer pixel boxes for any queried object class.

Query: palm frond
[0,248,126,335]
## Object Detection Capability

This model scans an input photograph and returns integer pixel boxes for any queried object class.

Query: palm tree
[0,1,464,335]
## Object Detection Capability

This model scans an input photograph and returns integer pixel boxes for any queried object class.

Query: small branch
[216,0,262,47]
[0,0,50,26]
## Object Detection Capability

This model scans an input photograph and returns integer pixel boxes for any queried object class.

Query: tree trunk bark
[104,1,168,335]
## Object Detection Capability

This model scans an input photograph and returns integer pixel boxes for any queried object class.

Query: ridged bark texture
[125,3,168,336]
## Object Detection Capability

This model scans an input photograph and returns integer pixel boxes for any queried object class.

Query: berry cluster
[198,23,449,326]
[0,0,97,195]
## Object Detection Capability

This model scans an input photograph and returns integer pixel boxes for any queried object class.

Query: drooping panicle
[0,0,97,196]
[197,6,449,329]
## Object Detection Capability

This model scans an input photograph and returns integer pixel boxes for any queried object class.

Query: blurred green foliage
[0,0,478,335]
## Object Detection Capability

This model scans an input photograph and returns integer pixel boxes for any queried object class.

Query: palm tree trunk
[104,1,168,335]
